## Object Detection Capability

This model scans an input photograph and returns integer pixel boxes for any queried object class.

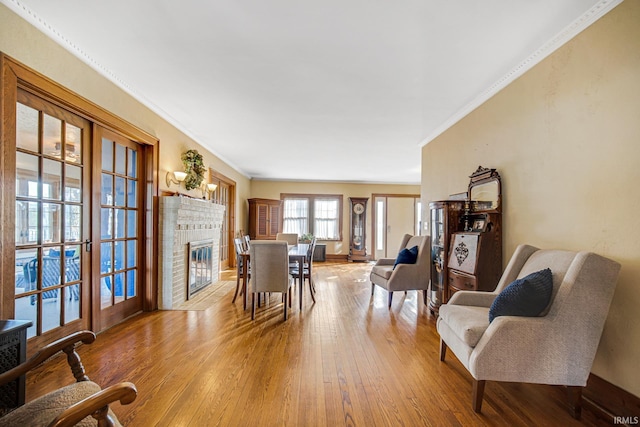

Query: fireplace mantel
[158,196,225,309]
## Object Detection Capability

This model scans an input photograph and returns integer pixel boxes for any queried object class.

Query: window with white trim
[281,194,342,240]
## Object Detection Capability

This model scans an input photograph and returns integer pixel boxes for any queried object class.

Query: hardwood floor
[26,262,611,426]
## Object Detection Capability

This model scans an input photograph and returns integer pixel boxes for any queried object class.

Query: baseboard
[325,254,349,262]
[583,373,640,424]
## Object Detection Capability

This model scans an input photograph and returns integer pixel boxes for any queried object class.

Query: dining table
[240,243,309,311]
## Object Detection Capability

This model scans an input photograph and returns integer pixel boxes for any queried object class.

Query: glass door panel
[97,128,142,329]
[14,91,90,341]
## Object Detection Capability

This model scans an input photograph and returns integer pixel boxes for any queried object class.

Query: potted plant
[299,233,314,244]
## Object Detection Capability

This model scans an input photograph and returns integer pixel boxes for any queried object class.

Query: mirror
[468,166,501,212]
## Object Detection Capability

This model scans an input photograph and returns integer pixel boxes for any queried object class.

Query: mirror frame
[468,166,501,213]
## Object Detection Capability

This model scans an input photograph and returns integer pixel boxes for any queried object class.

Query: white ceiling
[3,0,619,183]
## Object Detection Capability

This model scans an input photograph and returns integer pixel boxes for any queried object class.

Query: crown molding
[420,0,623,147]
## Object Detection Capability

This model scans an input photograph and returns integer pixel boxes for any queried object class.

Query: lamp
[166,171,187,188]
[201,182,218,199]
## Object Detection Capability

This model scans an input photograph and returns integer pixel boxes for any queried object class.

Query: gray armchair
[369,234,431,308]
[437,244,621,419]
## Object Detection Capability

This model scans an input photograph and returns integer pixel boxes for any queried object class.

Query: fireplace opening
[188,239,215,298]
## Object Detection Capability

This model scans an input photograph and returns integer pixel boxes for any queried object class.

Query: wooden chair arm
[47,382,138,427]
[0,330,96,385]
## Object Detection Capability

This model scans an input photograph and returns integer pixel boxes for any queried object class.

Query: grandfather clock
[348,197,369,262]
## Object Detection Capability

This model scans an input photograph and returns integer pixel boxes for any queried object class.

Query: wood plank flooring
[26,262,611,426]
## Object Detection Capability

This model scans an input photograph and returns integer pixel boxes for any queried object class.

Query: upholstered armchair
[437,244,621,419]
[369,234,431,308]
[0,331,136,427]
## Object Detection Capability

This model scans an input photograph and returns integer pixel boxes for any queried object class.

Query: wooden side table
[0,320,32,415]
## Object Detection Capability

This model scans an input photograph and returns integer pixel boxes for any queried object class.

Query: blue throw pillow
[488,268,553,323]
[393,245,419,269]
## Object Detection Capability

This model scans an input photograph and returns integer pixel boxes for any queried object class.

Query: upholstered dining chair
[369,234,431,308]
[437,244,621,419]
[276,233,299,246]
[0,330,136,427]
[249,240,294,321]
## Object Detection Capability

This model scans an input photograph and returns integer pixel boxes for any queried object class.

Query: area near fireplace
[158,196,225,309]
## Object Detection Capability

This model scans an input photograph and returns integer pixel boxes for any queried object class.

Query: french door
[2,55,158,350]
[94,127,143,330]
[12,92,146,344]
[14,90,91,344]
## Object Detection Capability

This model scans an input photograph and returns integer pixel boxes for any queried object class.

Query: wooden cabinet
[0,320,31,415]
[248,198,282,240]
[447,229,502,298]
[428,200,463,314]
[428,167,502,314]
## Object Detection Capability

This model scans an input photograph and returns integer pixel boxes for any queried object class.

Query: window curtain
[283,198,308,237]
[314,199,338,239]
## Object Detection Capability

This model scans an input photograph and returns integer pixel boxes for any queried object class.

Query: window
[281,194,343,240]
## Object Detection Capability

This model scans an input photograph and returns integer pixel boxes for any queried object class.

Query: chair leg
[439,339,447,361]
[251,293,256,320]
[388,292,393,308]
[232,276,241,303]
[309,279,316,303]
[567,386,582,420]
[283,292,288,321]
[423,290,428,306]
[299,278,303,311]
[371,284,375,295]
[472,380,486,413]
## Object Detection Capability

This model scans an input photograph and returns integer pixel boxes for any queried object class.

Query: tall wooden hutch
[428,167,502,314]
[248,198,282,240]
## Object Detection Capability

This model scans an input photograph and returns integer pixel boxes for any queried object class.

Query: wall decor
[181,149,205,190]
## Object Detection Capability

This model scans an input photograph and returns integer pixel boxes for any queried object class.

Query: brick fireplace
[158,196,226,309]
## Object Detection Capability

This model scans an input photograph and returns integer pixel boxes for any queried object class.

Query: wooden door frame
[0,53,159,330]
[209,168,236,269]
[370,193,420,261]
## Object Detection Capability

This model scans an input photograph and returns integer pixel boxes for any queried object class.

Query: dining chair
[290,237,317,304]
[276,233,299,246]
[249,240,293,321]
[232,238,249,303]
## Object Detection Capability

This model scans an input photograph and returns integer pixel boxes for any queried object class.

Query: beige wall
[421,1,640,397]
[250,180,420,256]
[0,3,251,236]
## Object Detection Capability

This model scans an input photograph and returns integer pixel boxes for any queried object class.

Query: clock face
[353,203,365,215]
